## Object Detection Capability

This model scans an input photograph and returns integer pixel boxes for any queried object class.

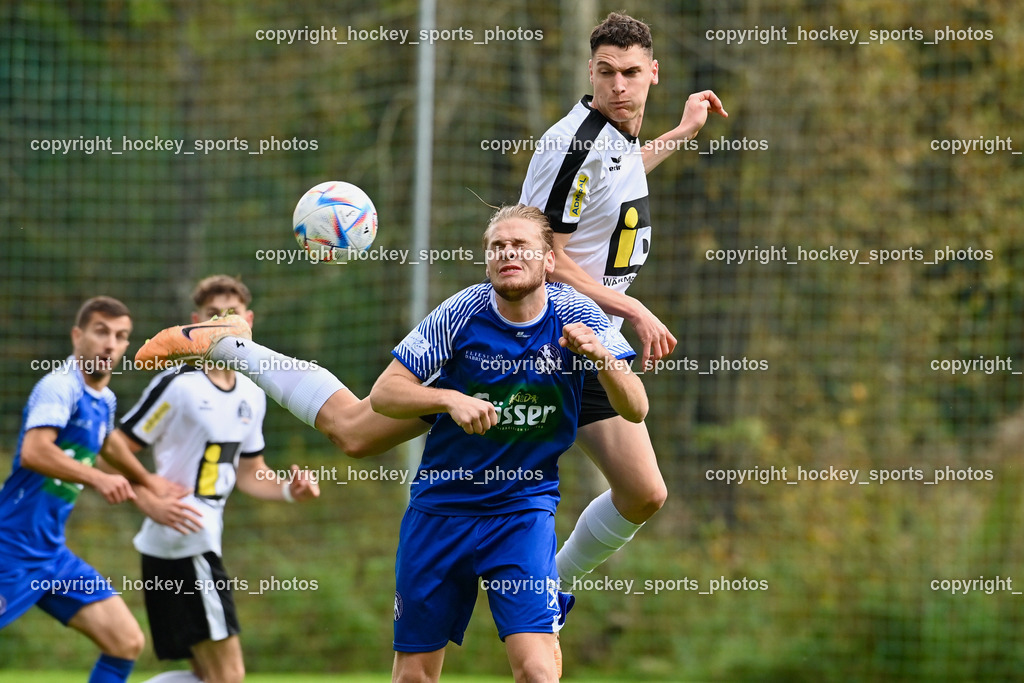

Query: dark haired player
[0,297,156,682]
[519,11,728,585]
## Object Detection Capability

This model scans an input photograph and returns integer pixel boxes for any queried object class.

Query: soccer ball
[293,181,378,262]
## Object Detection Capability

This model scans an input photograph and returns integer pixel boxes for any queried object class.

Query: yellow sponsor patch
[143,401,170,433]
[197,444,222,497]
[569,173,589,218]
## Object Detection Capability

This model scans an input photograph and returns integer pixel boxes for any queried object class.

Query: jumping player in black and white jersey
[520,12,728,586]
[118,275,320,683]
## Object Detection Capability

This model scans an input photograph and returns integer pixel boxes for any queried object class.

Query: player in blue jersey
[368,204,647,682]
[134,207,647,681]
[0,296,190,683]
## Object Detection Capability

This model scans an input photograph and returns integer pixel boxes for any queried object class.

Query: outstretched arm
[642,89,728,173]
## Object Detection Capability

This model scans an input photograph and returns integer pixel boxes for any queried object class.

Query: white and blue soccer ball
[293,181,378,262]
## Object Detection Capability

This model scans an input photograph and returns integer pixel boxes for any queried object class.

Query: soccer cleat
[134,314,251,366]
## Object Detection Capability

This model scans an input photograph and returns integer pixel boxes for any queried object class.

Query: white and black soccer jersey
[120,366,266,559]
[520,94,652,328]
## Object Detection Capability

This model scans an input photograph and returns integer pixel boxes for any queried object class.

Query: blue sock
[89,653,135,683]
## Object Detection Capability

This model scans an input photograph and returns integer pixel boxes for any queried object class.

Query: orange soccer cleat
[134,314,251,366]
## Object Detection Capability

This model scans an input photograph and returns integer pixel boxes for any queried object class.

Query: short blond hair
[482,204,554,253]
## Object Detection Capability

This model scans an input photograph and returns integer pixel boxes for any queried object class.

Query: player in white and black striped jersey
[520,11,728,587]
[119,275,320,683]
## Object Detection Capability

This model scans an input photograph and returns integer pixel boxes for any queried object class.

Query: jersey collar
[488,286,549,328]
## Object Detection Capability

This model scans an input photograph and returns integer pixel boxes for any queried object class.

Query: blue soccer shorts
[393,507,560,652]
[0,545,117,628]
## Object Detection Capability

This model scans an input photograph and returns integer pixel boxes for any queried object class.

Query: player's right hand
[628,299,678,370]
[94,472,137,504]
[147,474,191,500]
[447,395,498,435]
[156,500,204,535]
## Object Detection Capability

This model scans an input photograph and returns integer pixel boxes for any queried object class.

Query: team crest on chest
[534,343,562,374]
[238,400,253,423]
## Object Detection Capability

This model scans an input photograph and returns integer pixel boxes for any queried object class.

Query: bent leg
[67,594,145,683]
[68,595,145,660]
[576,417,666,523]
[208,338,429,458]
[556,417,667,580]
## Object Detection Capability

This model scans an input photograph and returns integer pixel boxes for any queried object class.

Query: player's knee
[392,654,441,683]
[614,481,668,523]
[392,669,435,683]
[107,622,145,659]
[648,480,669,513]
[511,657,558,683]
[203,662,245,683]
[637,482,668,521]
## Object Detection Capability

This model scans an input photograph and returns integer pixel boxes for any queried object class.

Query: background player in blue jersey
[519,11,728,585]
[0,296,186,683]
[368,204,648,683]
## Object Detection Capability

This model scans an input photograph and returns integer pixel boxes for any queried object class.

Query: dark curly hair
[590,12,653,57]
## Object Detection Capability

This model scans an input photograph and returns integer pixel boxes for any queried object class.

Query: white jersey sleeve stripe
[393,284,492,380]
[23,371,80,432]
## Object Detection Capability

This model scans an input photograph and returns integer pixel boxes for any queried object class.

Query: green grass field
[0,674,667,683]
[0,675,505,683]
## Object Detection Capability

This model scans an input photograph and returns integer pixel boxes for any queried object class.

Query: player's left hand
[286,464,320,502]
[678,89,728,138]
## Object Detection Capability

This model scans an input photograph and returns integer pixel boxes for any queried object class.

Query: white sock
[556,489,643,585]
[140,672,201,683]
[210,337,344,427]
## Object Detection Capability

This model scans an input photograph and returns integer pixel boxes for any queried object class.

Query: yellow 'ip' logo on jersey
[613,207,641,268]
[604,197,652,279]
